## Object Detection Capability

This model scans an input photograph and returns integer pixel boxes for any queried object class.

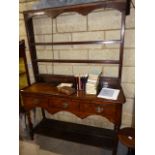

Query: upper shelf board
[23,0,130,19]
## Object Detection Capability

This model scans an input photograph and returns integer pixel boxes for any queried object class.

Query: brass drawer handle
[33,99,40,105]
[96,106,104,113]
[63,102,69,109]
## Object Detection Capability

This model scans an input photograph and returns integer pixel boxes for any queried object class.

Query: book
[85,73,101,94]
[97,88,120,100]
[87,74,99,83]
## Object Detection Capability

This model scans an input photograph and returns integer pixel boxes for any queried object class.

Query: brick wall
[19,0,135,128]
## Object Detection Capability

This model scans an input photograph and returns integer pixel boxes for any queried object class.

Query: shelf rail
[35,59,120,64]
[34,40,121,46]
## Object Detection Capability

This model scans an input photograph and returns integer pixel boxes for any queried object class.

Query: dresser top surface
[21,83,125,104]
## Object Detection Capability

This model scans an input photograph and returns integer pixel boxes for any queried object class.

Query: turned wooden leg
[41,108,46,119]
[112,125,120,155]
[27,111,34,140]
[127,148,135,155]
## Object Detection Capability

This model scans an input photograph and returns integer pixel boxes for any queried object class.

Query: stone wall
[19,0,135,128]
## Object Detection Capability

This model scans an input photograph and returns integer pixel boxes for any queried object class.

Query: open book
[97,88,120,100]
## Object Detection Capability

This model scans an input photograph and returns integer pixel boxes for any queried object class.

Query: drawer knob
[63,102,69,109]
[96,106,103,113]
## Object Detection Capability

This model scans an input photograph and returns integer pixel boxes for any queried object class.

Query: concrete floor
[19,116,128,155]
[20,133,127,155]
[20,140,62,155]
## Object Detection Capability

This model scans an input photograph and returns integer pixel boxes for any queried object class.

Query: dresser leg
[41,108,46,119]
[127,148,135,155]
[27,111,34,140]
[112,125,120,155]
[112,137,118,155]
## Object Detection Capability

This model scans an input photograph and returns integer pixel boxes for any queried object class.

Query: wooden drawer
[49,97,79,111]
[80,102,116,115]
[22,95,48,109]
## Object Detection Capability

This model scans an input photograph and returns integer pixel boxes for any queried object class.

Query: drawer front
[80,102,116,115]
[22,95,48,108]
[49,97,79,111]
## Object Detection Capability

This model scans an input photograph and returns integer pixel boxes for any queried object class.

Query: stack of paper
[97,87,120,100]
[86,74,99,94]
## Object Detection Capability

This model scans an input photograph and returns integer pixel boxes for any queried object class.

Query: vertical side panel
[118,11,126,83]
[23,14,39,82]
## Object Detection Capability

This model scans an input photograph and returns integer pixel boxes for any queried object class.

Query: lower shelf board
[33,118,115,150]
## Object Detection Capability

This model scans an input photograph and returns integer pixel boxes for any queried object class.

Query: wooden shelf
[35,59,120,64]
[34,40,121,46]
[33,118,115,149]
[23,0,128,83]
[24,0,130,19]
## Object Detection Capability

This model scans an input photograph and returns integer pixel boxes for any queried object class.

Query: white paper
[97,88,120,100]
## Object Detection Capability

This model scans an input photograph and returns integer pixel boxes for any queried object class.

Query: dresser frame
[21,1,130,154]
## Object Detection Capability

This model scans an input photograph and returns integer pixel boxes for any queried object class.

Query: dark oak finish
[34,40,121,46]
[33,118,115,149]
[24,14,39,82]
[118,127,135,155]
[21,82,125,154]
[118,12,126,81]
[23,0,128,83]
[37,74,77,84]
[35,59,120,64]
[118,127,135,149]
[21,1,130,154]
[27,111,34,139]
[19,40,31,114]
[37,74,121,87]
[24,0,130,18]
